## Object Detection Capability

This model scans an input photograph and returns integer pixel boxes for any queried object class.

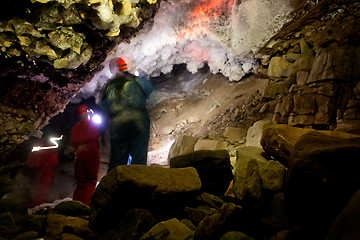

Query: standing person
[71,105,100,206]
[27,135,59,207]
[100,57,153,172]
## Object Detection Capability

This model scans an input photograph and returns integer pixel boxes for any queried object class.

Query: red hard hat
[77,105,90,118]
[117,57,128,71]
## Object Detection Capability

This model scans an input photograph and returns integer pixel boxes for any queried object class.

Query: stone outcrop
[45,213,94,239]
[167,135,198,160]
[284,131,360,226]
[245,120,276,147]
[194,139,228,152]
[195,202,243,240]
[257,0,360,133]
[233,146,268,202]
[260,124,360,164]
[169,150,233,196]
[232,145,287,228]
[140,218,195,240]
[223,127,248,142]
[89,165,202,232]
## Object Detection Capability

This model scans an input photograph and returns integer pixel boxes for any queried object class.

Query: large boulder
[260,124,314,163]
[169,150,233,196]
[233,147,267,202]
[89,165,201,232]
[246,120,276,147]
[223,127,248,142]
[194,139,228,151]
[140,218,194,240]
[168,135,198,160]
[45,214,95,239]
[196,203,242,240]
[260,124,360,165]
[233,146,286,204]
[267,56,293,79]
[285,131,360,226]
[51,200,90,217]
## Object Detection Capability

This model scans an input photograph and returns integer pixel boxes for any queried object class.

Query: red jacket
[71,118,100,181]
[28,139,59,169]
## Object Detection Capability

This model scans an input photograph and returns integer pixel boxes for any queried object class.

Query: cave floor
[146,72,269,166]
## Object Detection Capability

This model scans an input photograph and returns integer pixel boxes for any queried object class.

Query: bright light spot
[32,135,63,152]
[92,114,102,124]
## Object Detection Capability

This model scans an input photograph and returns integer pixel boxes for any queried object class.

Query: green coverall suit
[101,72,153,172]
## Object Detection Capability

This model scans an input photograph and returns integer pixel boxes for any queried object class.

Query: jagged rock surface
[0,0,159,161]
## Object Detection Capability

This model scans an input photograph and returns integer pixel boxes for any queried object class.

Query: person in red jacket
[71,105,100,206]
[27,136,59,207]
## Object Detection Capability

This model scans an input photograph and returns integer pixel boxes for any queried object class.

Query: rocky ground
[2,106,360,240]
[147,65,271,166]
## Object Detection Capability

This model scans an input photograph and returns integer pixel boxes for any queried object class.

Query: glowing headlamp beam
[92,114,102,124]
[32,135,63,152]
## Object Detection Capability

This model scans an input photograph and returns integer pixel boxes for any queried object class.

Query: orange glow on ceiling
[190,0,226,18]
[176,0,233,40]
[174,0,232,63]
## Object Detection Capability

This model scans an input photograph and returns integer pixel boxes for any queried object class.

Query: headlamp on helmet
[77,105,91,119]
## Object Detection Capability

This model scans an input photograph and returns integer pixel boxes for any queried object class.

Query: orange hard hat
[77,105,91,118]
[117,57,128,71]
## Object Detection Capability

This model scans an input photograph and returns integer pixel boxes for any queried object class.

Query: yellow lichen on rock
[121,0,132,16]
[128,8,140,28]
[11,19,43,38]
[48,27,85,54]
[71,36,85,55]
[31,0,51,3]
[54,58,69,69]
[5,20,15,33]
[106,29,120,37]
[97,2,115,23]
[79,44,92,64]
[2,0,156,70]
[88,0,103,5]
[2,41,12,48]
[7,48,22,57]
[17,36,32,47]
[40,45,58,60]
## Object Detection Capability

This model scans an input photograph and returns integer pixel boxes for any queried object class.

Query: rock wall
[0,0,159,161]
[257,0,360,134]
[0,106,41,157]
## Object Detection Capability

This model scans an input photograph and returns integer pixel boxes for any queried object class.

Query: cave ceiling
[0,0,292,160]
